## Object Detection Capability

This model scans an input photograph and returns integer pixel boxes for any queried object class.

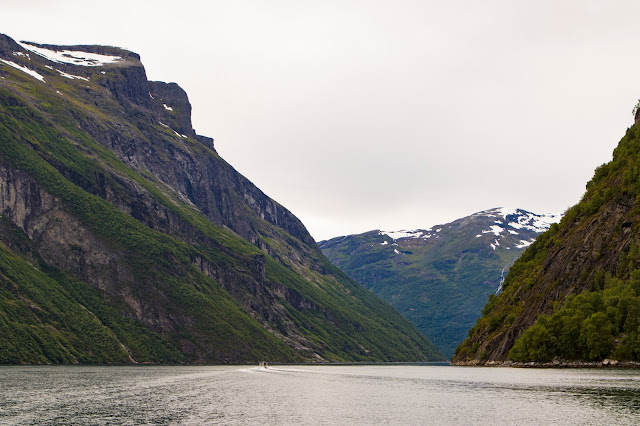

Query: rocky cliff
[0,33,444,363]
[454,120,640,365]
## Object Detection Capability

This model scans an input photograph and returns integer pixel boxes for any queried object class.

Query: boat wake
[238,366,315,374]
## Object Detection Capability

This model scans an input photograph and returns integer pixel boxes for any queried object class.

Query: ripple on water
[0,365,638,425]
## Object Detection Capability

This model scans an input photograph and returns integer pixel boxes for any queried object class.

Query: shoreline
[453,359,640,368]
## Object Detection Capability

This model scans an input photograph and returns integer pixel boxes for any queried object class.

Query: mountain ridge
[320,207,560,358]
[0,33,444,363]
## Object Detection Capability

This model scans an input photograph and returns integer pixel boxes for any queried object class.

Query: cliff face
[454,122,640,365]
[0,33,443,364]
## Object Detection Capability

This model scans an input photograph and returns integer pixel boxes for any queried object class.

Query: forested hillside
[454,116,640,365]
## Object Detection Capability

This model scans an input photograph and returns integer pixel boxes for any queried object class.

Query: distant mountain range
[320,208,560,358]
[0,33,443,364]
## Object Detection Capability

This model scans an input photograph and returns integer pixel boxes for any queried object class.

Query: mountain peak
[0,34,212,149]
[377,208,561,251]
[320,207,561,358]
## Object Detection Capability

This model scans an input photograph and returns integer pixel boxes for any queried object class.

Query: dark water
[1,364,638,425]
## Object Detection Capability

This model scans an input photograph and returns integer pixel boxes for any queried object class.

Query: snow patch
[17,41,123,66]
[476,207,561,234]
[56,69,89,81]
[482,225,504,236]
[12,52,29,59]
[507,212,561,233]
[379,227,436,240]
[380,241,389,246]
[497,207,520,218]
[0,59,45,82]
[159,122,186,138]
[515,239,535,249]
[380,230,423,240]
[163,103,173,111]
[394,249,402,255]
[172,129,188,139]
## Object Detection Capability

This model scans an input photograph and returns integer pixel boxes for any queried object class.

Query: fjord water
[1,365,638,425]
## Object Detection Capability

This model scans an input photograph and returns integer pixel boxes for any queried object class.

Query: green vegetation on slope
[510,274,640,362]
[455,122,640,364]
[320,210,549,359]
[0,99,300,363]
[0,40,441,363]
[264,255,444,361]
[0,233,185,364]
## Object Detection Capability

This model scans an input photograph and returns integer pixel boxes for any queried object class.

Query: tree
[580,312,613,361]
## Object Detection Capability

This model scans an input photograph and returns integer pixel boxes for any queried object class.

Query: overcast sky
[3,1,640,240]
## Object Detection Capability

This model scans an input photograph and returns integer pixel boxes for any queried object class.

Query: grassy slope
[0,226,184,364]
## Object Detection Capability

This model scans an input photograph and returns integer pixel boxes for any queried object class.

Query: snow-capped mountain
[471,208,561,249]
[320,208,562,358]
[379,208,560,251]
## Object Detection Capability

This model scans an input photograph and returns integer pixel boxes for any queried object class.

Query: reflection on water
[0,365,638,425]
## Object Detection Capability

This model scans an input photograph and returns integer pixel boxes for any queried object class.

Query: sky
[3,1,640,241]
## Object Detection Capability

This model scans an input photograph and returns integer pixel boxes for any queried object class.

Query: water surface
[1,364,638,425]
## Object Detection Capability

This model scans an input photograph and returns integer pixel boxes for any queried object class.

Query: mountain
[0,34,444,364]
[319,208,560,358]
[454,116,640,365]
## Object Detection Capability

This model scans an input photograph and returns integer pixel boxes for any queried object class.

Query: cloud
[2,0,639,241]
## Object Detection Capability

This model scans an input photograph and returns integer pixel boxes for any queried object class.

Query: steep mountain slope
[0,34,444,363]
[454,117,640,365]
[319,208,559,358]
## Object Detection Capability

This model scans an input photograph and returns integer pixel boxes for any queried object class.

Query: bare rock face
[0,33,443,364]
[148,81,195,139]
[474,198,636,362]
